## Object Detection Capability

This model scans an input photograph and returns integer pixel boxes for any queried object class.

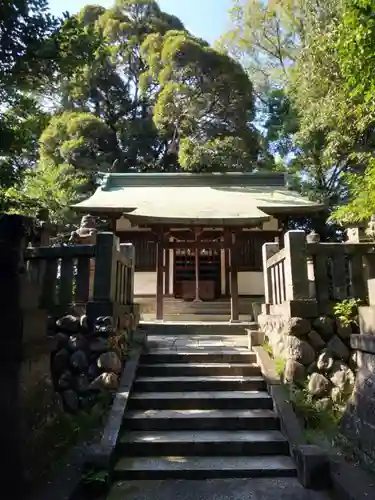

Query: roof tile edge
[98,171,287,189]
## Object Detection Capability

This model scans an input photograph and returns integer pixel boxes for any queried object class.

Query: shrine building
[73,172,322,321]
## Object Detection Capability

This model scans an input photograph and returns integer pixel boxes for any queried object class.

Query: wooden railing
[263,230,375,314]
[24,232,135,323]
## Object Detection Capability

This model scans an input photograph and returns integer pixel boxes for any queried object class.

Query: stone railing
[25,232,136,329]
[260,228,375,462]
[263,230,375,318]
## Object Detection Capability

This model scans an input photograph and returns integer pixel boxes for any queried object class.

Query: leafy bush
[333,298,362,327]
[289,384,343,431]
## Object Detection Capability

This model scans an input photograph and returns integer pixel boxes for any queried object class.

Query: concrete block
[247,329,264,349]
[367,278,375,306]
[293,444,332,490]
[357,351,375,371]
[359,305,375,334]
[271,300,318,319]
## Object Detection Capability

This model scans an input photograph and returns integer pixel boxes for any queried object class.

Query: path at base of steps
[107,478,332,500]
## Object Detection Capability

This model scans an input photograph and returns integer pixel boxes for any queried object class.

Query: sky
[48,0,233,45]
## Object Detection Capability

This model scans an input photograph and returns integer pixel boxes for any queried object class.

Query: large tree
[0,0,59,97]
[222,0,375,234]
[43,0,258,174]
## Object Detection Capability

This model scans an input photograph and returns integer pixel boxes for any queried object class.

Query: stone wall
[258,312,356,405]
[50,309,139,413]
[341,335,375,462]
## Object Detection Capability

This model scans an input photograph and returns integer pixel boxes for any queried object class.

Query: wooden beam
[166,240,226,250]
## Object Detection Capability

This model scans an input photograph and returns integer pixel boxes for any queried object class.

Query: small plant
[82,469,109,486]
[333,298,362,327]
[275,357,286,378]
[289,384,343,430]
[263,341,273,357]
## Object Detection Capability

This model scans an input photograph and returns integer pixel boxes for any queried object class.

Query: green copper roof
[72,172,323,225]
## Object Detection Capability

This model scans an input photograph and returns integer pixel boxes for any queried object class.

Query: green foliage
[333,298,362,327]
[275,357,286,378]
[330,159,375,224]
[263,341,273,357]
[40,111,117,173]
[48,1,258,174]
[290,384,343,431]
[0,0,60,98]
[2,162,87,225]
[223,0,375,231]
[179,136,257,172]
[0,95,50,189]
[140,25,258,169]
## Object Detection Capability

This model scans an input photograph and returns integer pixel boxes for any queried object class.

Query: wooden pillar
[193,229,201,302]
[194,246,200,302]
[165,246,170,295]
[230,232,239,322]
[156,231,164,320]
[224,229,230,297]
[224,248,230,296]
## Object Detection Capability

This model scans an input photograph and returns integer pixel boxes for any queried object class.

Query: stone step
[128,391,273,410]
[118,430,289,456]
[141,351,256,364]
[138,322,256,335]
[133,375,266,392]
[124,408,279,431]
[137,363,260,377]
[113,455,296,480]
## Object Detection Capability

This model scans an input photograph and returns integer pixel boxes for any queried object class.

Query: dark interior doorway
[173,248,221,300]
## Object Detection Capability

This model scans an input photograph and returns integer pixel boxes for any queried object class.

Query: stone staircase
[112,337,296,480]
[138,296,261,322]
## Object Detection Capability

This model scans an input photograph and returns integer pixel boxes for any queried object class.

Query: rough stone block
[308,373,330,397]
[312,316,335,340]
[284,359,306,385]
[281,317,311,337]
[327,335,350,361]
[284,336,316,366]
[336,319,352,340]
[293,444,331,490]
[317,349,334,372]
[307,330,325,351]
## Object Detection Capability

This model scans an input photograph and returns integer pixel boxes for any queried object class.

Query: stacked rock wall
[259,313,356,404]
[50,310,139,413]
[341,335,375,463]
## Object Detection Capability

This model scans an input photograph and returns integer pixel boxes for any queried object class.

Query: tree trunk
[0,214,29,499]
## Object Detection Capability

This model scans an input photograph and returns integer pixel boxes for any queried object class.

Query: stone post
[120,243,135,305]
[306,230,320,299]
[284,230,310,301]
[0,213,35,500]
[262,241,279,305]
[69,215,97,299]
